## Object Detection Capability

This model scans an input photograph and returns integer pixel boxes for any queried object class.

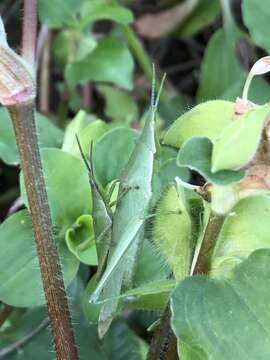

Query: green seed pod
[152,184,192,282]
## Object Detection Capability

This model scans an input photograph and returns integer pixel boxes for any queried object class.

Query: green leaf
[197,25,246,101]
[82,274,102,324]
[177,137,245,185]
[65,214,97,265]
[21,148,92,229]
[65,37,134,90]
[39,0,83,28]
[163,100,235,148]
[242,0,270,53]
[0,282,105,360]
[0,210,79,307]
[102,320,148,360]
[152,184,192,282]
[62,110,108,156]
[249,77,270,105]
[177,0,220,37]
[0,108,63,166]
[212,105,270,172]
[158,95,191,125]
[152,158,190,205]
[80,1,134,28]
[93,127,137,187]
[210,195,270,277]
[53,29,97,65]
[98,85,138,125]
[171,249,270,359]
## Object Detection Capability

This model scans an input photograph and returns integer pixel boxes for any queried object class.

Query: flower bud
[250,56,270,76]
[242,56,270,101]
[0,17,35,106]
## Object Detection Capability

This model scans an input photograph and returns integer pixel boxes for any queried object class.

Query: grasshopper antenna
[155,73,166,108]
[150,64,166,118]
[151,63,156,108]
[75,134,92,174]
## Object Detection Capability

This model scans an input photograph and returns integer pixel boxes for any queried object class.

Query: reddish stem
[22,0,37,67]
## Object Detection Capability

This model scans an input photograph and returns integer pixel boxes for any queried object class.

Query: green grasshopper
[76,137,113,281]
[77,71,165,337]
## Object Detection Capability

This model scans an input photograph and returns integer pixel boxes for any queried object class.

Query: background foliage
[1,0,270,359]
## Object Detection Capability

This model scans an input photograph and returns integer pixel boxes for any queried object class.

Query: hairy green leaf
[210,195,270,277]
[163,100,235,148]
[212,105,270,172]
[177,137,245,185]
[172,249,270,359]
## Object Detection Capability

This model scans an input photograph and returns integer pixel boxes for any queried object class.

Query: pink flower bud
[0,17,35,106]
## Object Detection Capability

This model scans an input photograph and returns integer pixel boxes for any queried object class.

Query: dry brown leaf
[135,0,198,39]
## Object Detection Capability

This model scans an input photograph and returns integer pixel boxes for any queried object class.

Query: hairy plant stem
[147,304,178,360]
[193,212,225,275]
[8,103,78,360]
[147,211,225,359]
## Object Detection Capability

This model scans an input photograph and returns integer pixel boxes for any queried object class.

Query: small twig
[0,318,49,358]
[36,25,50,69]
[22,0,37,67]
[39,29,51,113]
[0,304,13,327]
[81,84,92,109]
[220,0,233,26]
